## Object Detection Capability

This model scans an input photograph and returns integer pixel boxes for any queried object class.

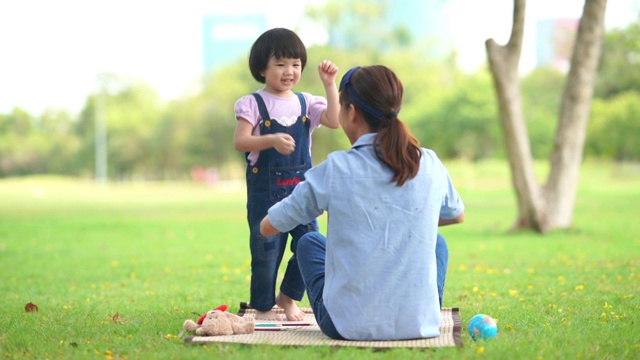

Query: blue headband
[339,66,396,120]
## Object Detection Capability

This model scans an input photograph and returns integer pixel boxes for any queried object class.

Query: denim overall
[245,92,319,312]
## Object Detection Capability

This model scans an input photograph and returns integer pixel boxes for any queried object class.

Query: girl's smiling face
[261,56,302,96]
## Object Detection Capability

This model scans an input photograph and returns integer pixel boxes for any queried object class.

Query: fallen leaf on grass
[25,302,39,312]
[112,312,124,324]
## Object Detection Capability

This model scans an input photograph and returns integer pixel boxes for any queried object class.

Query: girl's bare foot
[276,293,305,322]
[254,309,284,321]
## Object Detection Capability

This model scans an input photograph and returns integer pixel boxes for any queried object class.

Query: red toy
[197,304,228,324]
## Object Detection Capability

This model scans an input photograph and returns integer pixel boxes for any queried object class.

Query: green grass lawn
[0,161,638,359]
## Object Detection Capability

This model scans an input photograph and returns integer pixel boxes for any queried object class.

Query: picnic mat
[184,302,463,348]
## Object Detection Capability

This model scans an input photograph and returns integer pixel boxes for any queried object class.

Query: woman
[260,65,465,340]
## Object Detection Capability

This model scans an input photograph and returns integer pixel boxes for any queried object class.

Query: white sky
[451,0,638,72]
[0,0,637,115]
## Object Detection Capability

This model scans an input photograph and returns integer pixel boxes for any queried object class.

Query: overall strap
[251,93,271,122]
[245,93,270,163]
[295,92,307,117]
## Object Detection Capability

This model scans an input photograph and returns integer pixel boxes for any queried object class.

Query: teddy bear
[183,305,255,336]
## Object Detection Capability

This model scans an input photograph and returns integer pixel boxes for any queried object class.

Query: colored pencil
[254,322,313,331]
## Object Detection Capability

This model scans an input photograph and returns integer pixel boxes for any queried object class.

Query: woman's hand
[260,215,280,236]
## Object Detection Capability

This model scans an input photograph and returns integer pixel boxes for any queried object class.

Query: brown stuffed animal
[183,309,255,336]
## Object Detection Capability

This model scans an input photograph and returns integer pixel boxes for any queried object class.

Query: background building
[325,0,454,59]
[536,18,580,72]
[1,0,638,114]
[202,14,268,75]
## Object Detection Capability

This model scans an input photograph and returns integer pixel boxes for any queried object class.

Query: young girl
[260,65,465,340]
[233,28,340,321]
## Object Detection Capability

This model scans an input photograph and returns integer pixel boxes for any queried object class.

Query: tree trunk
[485,0,549,232]
[545,0,608,229]
[485,0,607,233]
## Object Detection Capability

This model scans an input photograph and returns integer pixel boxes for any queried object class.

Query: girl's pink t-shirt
[234,89,327,165]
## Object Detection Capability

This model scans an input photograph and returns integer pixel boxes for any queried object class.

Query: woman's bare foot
[254,309,284,321]
[276,293,305,322]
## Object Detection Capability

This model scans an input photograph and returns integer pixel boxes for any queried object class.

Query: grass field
[1,160,638,359]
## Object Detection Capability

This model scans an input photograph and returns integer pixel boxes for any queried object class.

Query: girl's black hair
[248,28,307,83]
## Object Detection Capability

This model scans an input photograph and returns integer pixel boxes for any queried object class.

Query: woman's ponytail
[374,115,421,186]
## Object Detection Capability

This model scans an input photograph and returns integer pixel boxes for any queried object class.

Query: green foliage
[72,74,168,179]
[410,70,502,160]
[587,91,640,160]
[595,22,640,99]
[179,61,252,171]
[105,81,165,179]
[1,15,639,179]
[587,22,640,161]
[306,1,386,52]
[520,67,565,159]
[0,108,80,176]
[0,161,638,359]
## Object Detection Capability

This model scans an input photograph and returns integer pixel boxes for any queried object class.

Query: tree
[0,108,80,177]
[595,22,640,99]
[74,74,165,180]
[411,72,501,160]
[306,1,393,53]
[520,68,565,159]
[485,0,608,232]
[587,91,640,160]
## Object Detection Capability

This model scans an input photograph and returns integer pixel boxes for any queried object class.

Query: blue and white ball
[467,314,498,340]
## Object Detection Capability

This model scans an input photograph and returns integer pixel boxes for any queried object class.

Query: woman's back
[315,133,462,340]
